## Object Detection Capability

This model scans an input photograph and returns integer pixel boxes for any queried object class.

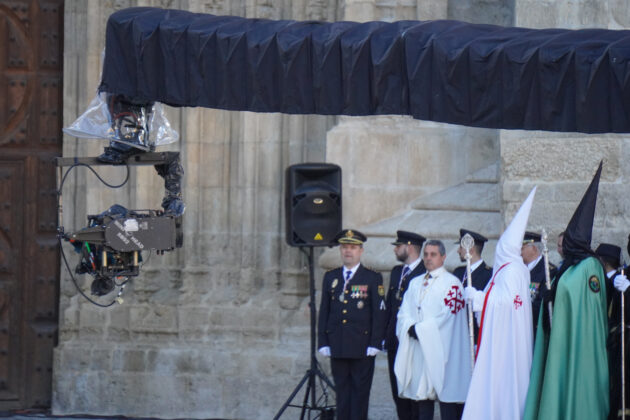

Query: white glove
[464,286,485,312]
[366,347,380,357]
[614,274,630,293]
[318,346,331,357]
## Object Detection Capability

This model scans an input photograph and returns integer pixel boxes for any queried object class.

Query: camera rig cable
[56,160,131,307]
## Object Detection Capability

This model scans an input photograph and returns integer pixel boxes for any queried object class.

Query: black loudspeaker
[285,163,342,247]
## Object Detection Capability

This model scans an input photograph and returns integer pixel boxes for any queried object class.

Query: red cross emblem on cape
[513,294,523,310]
[444,285,464,314]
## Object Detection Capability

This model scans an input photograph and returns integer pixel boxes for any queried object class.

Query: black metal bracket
[54,151,180,167]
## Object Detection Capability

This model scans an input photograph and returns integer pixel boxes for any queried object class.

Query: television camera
[56,151,184,305]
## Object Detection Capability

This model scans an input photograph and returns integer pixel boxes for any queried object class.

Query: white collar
[344,263,360,278]
[527,255,542,271]
[469,259,483,272]
[426,266,446,278]
[405,257,422,272]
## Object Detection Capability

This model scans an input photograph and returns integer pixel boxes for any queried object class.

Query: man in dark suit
[595,242,627,420]
[452,229,492,344]
[318,229,386,420]
[384,230,426,420]
[452,229,492,292]
[521,231,556,335]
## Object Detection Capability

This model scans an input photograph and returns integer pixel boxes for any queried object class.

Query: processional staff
[461,233,475,371]
[622,264,626,419]
[541,229,553,328]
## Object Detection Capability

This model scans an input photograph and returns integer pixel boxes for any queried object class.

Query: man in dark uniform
[452,229,492,342]
[521,231,556,336]
[384,230,426,420]
[598,242,629,420]
[318,229,386,420]
[452,229,492,290]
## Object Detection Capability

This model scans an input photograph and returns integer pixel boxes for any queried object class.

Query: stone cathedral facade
[57,1,630,419]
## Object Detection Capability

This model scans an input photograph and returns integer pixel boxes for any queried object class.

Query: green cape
[524,257,609,420]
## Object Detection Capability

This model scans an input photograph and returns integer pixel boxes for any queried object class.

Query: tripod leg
[273,371,310,420]
[300,371,313,420]
[315,359,336,389]
[275,246,337,419]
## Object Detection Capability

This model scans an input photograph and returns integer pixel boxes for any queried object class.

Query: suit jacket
[452,261,492,340]
[452,261,493,291]
[318,264,386,358]
[530,257,557,328]
[384,261,426,351]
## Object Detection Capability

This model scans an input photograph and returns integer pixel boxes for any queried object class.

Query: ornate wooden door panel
[0,0,63,409]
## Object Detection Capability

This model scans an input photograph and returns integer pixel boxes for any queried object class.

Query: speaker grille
[285,164,342,247]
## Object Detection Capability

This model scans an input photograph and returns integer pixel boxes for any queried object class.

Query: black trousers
[387,343,419,420]
[416,399,463,420]
[609,332,630,420]
[330,356,375,420]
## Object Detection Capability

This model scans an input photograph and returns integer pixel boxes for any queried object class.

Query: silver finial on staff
[461,233,476,371]
[541,229,553,328]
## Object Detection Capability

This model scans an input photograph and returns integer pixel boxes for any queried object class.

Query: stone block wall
[501,130,630,265]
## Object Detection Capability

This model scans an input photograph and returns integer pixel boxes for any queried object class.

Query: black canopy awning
[99,7,630,134]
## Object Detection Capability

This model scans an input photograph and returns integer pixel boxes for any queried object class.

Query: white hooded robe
[462,187,536,420]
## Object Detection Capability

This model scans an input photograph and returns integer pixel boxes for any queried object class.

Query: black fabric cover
[99,7,630,133]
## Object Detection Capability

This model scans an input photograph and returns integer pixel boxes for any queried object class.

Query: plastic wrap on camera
[63,91,179,149]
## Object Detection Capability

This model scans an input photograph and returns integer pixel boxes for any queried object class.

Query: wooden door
[0,0,63,409]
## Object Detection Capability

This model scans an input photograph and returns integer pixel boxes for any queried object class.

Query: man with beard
[385,230,426,419]
[452,229,492,342]
[318,229,386,420]
[452,229,492,292]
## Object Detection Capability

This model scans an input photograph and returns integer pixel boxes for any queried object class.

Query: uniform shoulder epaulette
[362,265,379,273]
[485,264,492,270]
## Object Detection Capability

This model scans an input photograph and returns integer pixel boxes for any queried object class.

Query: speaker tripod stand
[274,246,336,420]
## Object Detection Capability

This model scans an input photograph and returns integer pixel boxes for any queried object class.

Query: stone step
[320,235,497,274]
[320,162,502,274]
[362,208,502,239]
[410,182,499,212]
[466,162,500,183]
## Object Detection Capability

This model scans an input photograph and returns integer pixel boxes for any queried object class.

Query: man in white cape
[461,187,536,420]
[394,239,471,420]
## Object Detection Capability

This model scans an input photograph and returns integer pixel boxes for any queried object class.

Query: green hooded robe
[524,256,609,420]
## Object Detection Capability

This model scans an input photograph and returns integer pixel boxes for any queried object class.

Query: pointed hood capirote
[561,161,603,266]
[493,187,537,273]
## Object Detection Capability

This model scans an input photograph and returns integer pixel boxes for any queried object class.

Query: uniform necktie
[340,269,352,301]
[399,265,410,289]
